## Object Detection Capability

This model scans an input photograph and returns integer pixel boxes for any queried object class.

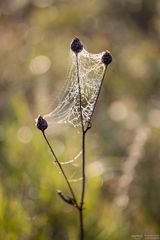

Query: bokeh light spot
[87,161,105,177]
[17,126,33,143]
[33,0,54,8]
[115,194,129,208]
[108,101,128,122]
[30,55,51,75]
[148,109,160,128]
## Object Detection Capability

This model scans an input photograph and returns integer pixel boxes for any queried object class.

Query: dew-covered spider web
[43,48,106,128]
[39,47,108,183]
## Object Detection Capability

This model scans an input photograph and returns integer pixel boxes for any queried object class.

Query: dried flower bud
[101,51,112,66]
[57,190,76,206]
[36,116,48,132]
[71,37,83,54]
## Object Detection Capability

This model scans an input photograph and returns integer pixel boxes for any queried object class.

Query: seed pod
[71,37,83,54]
[36,116,48,132]
[101,51,112,66]
[57,190,76,206]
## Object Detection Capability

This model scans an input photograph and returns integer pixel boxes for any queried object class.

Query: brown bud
[101,51,112,66]
[70,37,83,54]
[57,190,76,206]
[36,116,48,132]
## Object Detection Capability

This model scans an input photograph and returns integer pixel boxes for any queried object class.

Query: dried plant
[36,38,112,240]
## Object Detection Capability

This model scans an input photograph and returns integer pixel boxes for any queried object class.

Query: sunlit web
[43,48,106,128]
[37,39,111,182]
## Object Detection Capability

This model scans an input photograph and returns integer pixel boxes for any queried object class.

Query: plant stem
[42,54,108,240]
[75,54,87,240]
[75,55,108,239]
[38,42,110,240]
[42,130,79,209]
[80,131,86,240]
[79,207,84,240]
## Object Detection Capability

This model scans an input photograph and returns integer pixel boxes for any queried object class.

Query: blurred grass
[0,0,160,239]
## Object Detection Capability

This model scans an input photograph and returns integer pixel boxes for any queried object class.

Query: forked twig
[36,37,112,240]
[71,38,112,240]
[75,52,86,240]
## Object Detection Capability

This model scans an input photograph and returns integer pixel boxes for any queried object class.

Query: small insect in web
[41,38,112,129]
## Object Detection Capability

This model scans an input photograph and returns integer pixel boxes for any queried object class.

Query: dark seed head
[101,51,112,66]
[36,116,48,132]
[70,37,83,54]
[57,190,76,206]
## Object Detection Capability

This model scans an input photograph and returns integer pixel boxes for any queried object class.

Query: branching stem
[40,51,108,240]
[75,54,108,240]
[37,39,111,240]
[86,66,107,130]
[76,54,88,240]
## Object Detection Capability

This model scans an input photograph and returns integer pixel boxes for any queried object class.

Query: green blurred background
[0,0,160,239]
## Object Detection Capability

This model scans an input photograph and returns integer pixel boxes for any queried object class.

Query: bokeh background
[0,0,160,239]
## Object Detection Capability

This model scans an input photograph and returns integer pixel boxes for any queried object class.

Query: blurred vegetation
[0,0,160,239]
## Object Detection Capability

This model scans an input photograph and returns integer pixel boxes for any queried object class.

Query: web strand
[60,151,82,165]
[69,177,83,183]
[43,49,106,128]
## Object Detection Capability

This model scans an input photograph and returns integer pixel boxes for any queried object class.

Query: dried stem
[75,54,108,240]
[75,53,88,240]
[86,66,107,130]
[42,130,79,209]
[37,39,111,240]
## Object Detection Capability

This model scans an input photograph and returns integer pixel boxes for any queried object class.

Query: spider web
[43,48,106,128]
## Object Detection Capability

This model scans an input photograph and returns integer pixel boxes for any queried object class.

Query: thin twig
[37,38,111,240]
[42,130,79,209]
[75,54,108,239]
[86,66,107,130]
[75,53,86,240]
